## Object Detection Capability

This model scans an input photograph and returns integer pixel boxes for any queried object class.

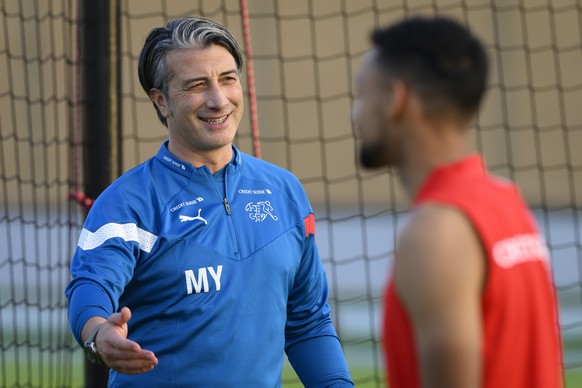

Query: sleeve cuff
[287,335,353,387]
[67,282,114,346]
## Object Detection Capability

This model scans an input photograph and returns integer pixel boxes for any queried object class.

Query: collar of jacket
[155,141,243,177]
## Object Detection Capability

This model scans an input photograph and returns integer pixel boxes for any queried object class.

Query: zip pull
[223,198,232,215]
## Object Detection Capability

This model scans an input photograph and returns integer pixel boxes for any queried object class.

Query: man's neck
[399,129,470,199]
[167,141,233,174]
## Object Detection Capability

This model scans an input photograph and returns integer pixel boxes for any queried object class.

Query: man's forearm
[287,335,353,387]
[67,281,113,345]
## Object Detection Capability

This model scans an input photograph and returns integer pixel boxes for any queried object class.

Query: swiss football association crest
[245,201,278,222]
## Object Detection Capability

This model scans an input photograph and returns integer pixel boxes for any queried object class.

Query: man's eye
[189,83,205,91]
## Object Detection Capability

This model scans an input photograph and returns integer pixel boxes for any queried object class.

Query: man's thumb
[108,306,132,326]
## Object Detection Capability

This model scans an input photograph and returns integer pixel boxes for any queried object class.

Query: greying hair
[138,16,244,126]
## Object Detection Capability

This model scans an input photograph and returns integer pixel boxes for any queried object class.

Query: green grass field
[282,367,582,387]
[3,357,581,387]
[3,329,582,387]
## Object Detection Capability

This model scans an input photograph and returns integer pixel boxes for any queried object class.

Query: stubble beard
[359,140,392,169]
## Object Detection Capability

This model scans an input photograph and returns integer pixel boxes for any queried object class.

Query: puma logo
[179,209,208,225]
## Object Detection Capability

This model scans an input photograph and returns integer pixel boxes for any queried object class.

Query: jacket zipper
[223,198,231,215]
[222,166,239,258]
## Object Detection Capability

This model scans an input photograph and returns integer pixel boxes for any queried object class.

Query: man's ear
[385,80,408,122]
[149,88,170,118]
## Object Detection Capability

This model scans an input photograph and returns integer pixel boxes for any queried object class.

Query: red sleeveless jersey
[384,154,563,388]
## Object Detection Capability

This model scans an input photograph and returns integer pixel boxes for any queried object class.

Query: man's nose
[206,85,229,109]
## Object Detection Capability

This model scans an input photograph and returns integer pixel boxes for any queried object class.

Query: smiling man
[65,17,353,387]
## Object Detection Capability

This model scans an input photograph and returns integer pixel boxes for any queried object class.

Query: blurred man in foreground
[353,16,563,388]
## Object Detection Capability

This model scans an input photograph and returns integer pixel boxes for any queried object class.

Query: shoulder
[240,153,306,195]
[85,157,165,224]
[239,152,312,215]
[399,204,474,249]
[395,204,485,313]
[99,159,156,199]
[241,153,299,180]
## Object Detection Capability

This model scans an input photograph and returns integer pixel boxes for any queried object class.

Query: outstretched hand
[97,306,158,374]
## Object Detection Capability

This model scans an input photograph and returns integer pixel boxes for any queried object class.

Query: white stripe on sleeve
[77,223,158,253]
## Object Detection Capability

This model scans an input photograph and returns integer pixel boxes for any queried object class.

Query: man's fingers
[103,336,147,356]
[99,308,158,375]
[107,351,157,375]
[100,339,158,374]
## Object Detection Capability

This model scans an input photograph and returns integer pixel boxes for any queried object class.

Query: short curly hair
[371,16,488,118]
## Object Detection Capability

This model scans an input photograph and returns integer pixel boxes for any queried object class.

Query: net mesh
[0,0,84,386]
[1,0,581,386]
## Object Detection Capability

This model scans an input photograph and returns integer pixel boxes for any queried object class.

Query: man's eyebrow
[180,69,239,85]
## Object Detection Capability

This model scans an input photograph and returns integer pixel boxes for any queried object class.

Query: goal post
[78,0,123,386]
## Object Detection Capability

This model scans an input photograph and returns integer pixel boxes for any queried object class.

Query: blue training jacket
[65,143,353,387]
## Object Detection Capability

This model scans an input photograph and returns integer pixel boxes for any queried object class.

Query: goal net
[1,0,581,386]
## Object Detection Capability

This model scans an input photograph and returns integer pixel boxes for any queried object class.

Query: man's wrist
[83,322,106,364]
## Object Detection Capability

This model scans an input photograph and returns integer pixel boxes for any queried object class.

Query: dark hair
[138,16,244,126]
[371,16,488,118]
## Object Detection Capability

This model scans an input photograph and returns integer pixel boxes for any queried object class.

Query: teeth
[202,116,227,124]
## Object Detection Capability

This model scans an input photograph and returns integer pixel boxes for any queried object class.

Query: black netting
[1,0,581,386]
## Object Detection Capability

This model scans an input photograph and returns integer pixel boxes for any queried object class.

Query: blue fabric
[287,336,354,387]
[65,143,352,387]
[67,282,112,345]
